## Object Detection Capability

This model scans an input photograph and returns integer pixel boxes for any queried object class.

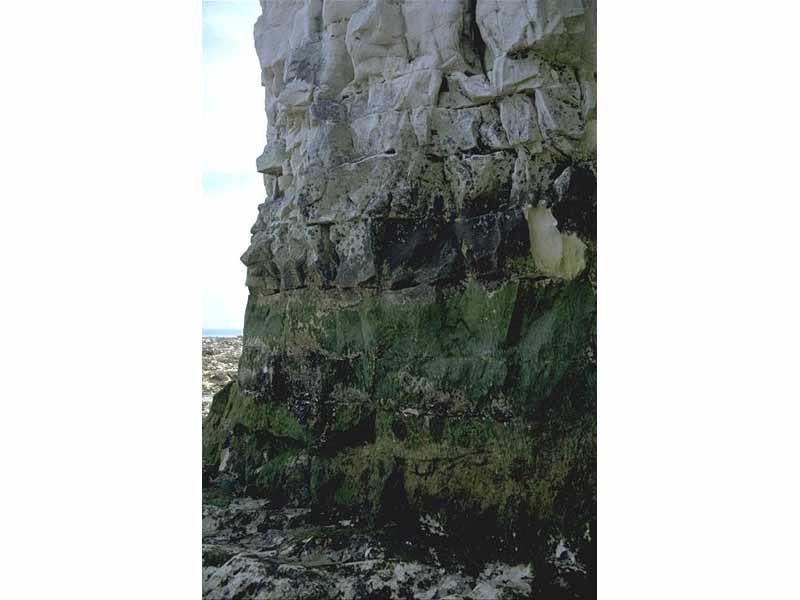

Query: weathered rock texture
[203,498,588,599]
[205,0,596,589]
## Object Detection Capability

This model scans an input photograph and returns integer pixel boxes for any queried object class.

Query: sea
[202,328,243,337]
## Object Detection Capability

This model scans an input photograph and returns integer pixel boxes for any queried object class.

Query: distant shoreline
[202,329,243,338]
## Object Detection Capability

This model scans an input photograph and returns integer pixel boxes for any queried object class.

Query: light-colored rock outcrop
[244,0,596,294]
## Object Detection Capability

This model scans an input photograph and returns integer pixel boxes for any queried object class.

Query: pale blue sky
[202,0,264,329]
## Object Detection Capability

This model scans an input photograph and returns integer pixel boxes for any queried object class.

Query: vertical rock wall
[205,0,596,567]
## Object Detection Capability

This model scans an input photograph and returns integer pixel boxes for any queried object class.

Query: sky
[202,0,265,329]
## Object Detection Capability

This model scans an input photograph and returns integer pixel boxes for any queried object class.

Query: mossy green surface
[204,275,595,555]
[203,380,309,492]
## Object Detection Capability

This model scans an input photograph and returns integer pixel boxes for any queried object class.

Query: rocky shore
[202,336,242,417]
[202,494,589,599]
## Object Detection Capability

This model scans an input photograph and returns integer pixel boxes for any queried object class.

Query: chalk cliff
[204,0,596,587]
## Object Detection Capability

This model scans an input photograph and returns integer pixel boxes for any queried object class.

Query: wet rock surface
[203,496,590,599]
[203,337,243,417]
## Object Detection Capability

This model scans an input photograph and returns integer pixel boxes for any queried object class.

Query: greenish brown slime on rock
[204,277,595,562]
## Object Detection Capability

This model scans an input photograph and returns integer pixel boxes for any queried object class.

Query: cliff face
[205,0,596,568]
